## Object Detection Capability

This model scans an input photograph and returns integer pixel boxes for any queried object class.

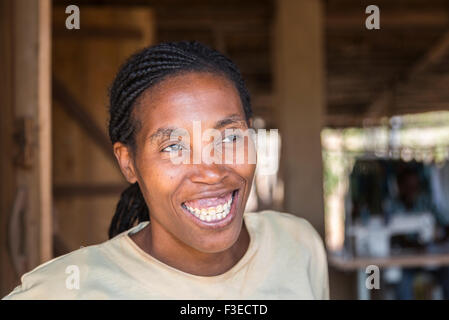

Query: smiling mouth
[181,189,238,223]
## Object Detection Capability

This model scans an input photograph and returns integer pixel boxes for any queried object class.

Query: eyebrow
[214,114,247,130]
[148,127,177,144]
[148,114,247,144]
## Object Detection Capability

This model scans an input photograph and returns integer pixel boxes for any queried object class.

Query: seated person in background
[386,167,449,299]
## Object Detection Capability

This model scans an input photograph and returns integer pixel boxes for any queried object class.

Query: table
[328,251,449,299]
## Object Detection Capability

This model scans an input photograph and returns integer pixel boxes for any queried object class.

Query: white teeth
[183,192,235,222]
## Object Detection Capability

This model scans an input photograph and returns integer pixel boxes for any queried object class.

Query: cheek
[136,156,183,207]
[224,142,256,192]
[233,163,256,188]
[147,168,179,192]
[237,140,257,183]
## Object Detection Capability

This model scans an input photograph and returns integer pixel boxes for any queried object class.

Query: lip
[180,189,240,230]
[182,188,237,202]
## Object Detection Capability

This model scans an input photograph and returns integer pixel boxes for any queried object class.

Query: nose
[189,162,228,185]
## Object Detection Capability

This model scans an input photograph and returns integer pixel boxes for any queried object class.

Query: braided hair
[108,41,253,238]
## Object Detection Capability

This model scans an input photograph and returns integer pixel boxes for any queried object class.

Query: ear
[113,142,138,184]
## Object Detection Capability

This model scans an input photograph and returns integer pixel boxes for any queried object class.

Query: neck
[131,220,250,277]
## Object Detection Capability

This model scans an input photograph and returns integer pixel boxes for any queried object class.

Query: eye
[161,143,184,153]
[222,134,241,143]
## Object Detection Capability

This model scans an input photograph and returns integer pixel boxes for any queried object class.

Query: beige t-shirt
[3,210,329,300]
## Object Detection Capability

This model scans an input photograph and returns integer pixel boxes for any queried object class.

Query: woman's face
[119,72,256,253]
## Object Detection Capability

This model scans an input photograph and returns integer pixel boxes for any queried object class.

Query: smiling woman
[3,41,329,300]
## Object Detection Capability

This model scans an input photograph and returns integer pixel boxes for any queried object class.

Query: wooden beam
[54,183,128,198]
[53,27,143,40]
[365,29,449,119]
[52,77,117,165]
[329,253,449,271]
[158,19,269,32]
[325,114,384,128]
[327,11,449,29]
[408,31,449,77]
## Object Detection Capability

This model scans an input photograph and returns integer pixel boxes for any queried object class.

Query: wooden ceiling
[326,0,449,127]
[54,0,449,128]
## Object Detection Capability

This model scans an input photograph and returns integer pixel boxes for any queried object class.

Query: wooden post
[0,0,17,296]
[0,0,52,295]
[274,0,326,236]
[274,0,357,299]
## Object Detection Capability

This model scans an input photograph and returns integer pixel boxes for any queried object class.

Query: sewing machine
[348,212,435,257]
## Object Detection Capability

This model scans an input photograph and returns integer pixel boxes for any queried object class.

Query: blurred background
[2,0,449,299]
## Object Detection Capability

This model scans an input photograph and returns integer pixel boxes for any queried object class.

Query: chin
[192,219,244,254]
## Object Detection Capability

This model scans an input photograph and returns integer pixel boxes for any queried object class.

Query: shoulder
[245,210,325,250]
[2,237,122,300]
[245,210,330,299]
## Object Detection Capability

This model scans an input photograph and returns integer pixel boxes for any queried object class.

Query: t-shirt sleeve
[2,247,91,300]
[2,284,24,300]
[2,262,77,300]
[2,272,59,300]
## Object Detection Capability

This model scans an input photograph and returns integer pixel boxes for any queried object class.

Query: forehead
[134,72,245,133]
